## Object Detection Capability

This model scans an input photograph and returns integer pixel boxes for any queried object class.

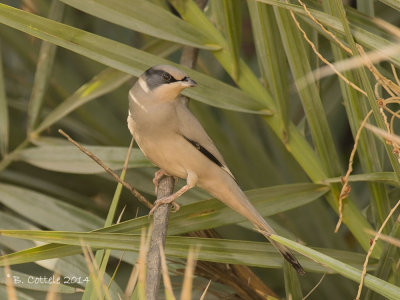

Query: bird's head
[137,65,197,102]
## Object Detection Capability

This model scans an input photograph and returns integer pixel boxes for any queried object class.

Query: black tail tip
[282,252,306,275]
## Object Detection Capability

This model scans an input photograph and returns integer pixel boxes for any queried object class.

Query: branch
[58,129,153,209]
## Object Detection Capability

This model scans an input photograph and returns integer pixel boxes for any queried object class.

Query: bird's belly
[135,134,188,179]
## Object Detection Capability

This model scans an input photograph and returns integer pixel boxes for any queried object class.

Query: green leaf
[322,0,395,232]
[27,0,65,132]
[274,5,341,178]
[0,285,35,300]
[33,68,131,136]
[0,183,104,231]
[322,172,399,185]
[283,260,303,300]
[0,4,264,114]
[256,0,400,67]
[377,0,400,11]
[0,183,328,266]
[224,0,382,255]
[271,235,400,300]
[16,145,151,174]
[0,230,376,273]
[211,0,242,80]
[247,0,290,141]
[366,223,400,299]
[357,0,374,15]
[0,168,97,210]
[0,211,123,297]
[59,0,219,50]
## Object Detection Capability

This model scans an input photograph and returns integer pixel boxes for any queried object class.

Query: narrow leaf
[257,0,400,67]
[247,0,290,141]
[0,183,104,231]
[34,68,131,135]
[0,285,34,300]
[271,235,400,300]
[27,0,65,132]
[377,0,400,11]
[274,6,341,178]
[212,0,242,80]
[17,145,151,174]
[322,172,399,185]
[0,231,376,273]
[0,183,328,266]
[0,4,263,114]
[59,0,218,50]
[283,260,303,300]
[357,0,374,15]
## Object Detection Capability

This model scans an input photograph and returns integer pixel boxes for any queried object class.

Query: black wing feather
[183,136,224,168]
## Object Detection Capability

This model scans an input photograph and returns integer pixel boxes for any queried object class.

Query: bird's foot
[153,169,166,186]
[153,169,178,193]
[148,195,181,216]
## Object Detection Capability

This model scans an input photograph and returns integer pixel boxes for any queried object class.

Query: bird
[127,64,305,275]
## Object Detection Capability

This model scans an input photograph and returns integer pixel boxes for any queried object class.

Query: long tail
[255,216,305,275]
[203,173,305,275]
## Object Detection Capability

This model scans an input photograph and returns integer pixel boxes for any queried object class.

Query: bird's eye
[162,73,171,81]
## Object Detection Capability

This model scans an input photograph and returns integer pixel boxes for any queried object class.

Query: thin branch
[289,2,366,96]
[145,175,175,300]
[58,129,153,209]
[297,0,352,55]
[355,199,400,300]
[303,273,326,300]
[335,110,373,232]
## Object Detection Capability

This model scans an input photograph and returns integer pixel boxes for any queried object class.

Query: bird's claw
[153,170,178,194]
[148,196,180,216]
[153,169,166,193]
[153,169,165,186]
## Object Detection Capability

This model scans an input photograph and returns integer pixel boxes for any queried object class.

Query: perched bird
[127,65,305,275]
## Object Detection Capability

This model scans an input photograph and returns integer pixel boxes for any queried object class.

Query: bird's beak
[181,77,197,87]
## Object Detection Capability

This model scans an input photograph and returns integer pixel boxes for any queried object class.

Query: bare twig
[58,129,153,209]
[199,280,212,300]
[303,273,326,300]
[289,1,366,95]
[365,229,400,247]
[355,199,400,300]
[145,175,175,299]
[297,0,352,54]
[335,110,373,232]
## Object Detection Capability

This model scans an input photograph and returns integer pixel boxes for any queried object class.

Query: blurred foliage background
[0,0,400,299]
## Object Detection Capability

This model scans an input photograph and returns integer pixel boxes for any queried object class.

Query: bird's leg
[152,169,178,194]
[149,171,197,215]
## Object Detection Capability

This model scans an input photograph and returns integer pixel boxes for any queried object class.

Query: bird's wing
[175,97,235,179]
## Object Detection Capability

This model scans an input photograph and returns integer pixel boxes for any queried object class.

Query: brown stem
[58,129,153,209]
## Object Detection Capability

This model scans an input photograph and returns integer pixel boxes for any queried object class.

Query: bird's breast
[130,105,188,178]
